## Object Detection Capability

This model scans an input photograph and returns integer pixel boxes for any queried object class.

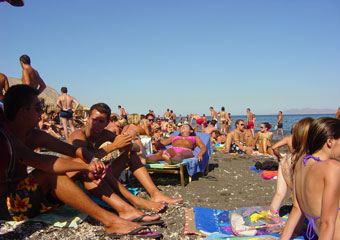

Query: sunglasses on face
[240,124,245,126]
[148,119,154,122]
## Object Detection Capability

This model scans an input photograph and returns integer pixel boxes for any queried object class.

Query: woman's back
[294,156,340,237]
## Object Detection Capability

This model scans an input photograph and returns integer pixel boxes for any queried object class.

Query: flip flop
[108,226,163,239]
[131,214,164,226]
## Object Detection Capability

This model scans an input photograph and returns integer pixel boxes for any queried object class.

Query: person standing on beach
[19,54,46,95]
[209,107,218,121]
[335,107,340,119]
[56,87,79,140]
[170,110,176,123]
[164,109,171,120]
[246,108,255,137]
[118,105,128,119]
[0,73,9,109]
[218,106,229,134]
[275,111,284,138]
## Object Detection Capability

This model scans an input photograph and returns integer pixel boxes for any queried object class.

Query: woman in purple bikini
[280,117,340,240]
[146,124,206,165]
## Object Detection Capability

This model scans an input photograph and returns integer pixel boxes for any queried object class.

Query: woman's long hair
[291,117,314,166]
[306,117,340,155]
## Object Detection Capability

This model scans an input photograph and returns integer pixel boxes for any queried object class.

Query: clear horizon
[1,1,339,115]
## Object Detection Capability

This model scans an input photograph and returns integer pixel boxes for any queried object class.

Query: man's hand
[112,134,132,150]
[87,159,106,185]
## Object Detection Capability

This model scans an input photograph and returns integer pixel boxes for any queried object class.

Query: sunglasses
[240,124,245,126]
[148,119,154,121]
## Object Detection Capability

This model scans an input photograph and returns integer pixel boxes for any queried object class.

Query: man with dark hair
[56,87,79,139]
[68,102,183,204]
[19,54,46,95]
[1,85,157,237]
[0,73,9,109]
[226,119,253,154]
[117,105,128,119]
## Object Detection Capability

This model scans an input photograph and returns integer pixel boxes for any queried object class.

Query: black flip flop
[131,214,164,226]
[108,226,163,239]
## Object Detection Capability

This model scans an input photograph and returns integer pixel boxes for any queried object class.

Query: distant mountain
[284,108,336,115]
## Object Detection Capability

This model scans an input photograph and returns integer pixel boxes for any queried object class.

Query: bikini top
[171,135,196,145]
[302,154,340,240]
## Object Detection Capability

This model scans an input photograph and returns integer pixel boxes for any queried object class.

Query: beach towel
[261,171,278,180]
[184,208,206,237]
[2,204,87,228]
[193,207,234,236]
[249,166,262,173]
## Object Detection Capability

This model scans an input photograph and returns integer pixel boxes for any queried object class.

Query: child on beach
[280,117,340,240]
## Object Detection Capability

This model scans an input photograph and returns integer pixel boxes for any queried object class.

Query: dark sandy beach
[0,144,291,240]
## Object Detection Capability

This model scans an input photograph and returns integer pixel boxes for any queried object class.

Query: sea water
[178,114,334,139]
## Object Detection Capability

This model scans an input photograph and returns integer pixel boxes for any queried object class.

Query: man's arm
[36,71,46,94]
[335,107,340,119]
[195,136,207,162]
[72,97,80,111]
[56,96,62,109]
[4,75,9,92]
[26,129,94,163]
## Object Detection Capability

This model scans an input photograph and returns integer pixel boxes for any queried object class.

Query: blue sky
[1,0,339,116]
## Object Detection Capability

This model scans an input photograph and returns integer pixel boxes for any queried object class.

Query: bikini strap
[302,154,322,166]
[304,212,318,240]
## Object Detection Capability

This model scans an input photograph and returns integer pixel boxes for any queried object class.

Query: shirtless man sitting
[19,54,46,95]
[0,85,159,237]
[0,73,9,109]
[226,119,253,155]
[68,103,183,204]
[56,87,80,139]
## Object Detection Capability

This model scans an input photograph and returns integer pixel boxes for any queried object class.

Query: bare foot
[151,192,183,204]
[118,207,160,222]
[131,197,167,213]
[105,218,144,234]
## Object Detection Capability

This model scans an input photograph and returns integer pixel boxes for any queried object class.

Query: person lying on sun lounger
[147,124,207,165]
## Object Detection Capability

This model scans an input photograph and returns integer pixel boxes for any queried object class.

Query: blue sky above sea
[1,0,339,116]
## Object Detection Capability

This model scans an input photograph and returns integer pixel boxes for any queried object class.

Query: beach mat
[192,207,305,240]
[184,208,206,237]
[2,204,87,228]
[193,207,234,236]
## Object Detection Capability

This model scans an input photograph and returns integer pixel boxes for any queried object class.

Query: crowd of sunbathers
[1,55,340,238]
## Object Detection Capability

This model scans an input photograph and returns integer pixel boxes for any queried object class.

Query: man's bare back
[57,94,78,111]
[20,55,46,94]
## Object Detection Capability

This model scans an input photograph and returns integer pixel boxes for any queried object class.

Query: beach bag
[230,206,285,236]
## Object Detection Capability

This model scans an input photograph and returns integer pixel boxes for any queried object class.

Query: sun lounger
[145,131,213,186]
